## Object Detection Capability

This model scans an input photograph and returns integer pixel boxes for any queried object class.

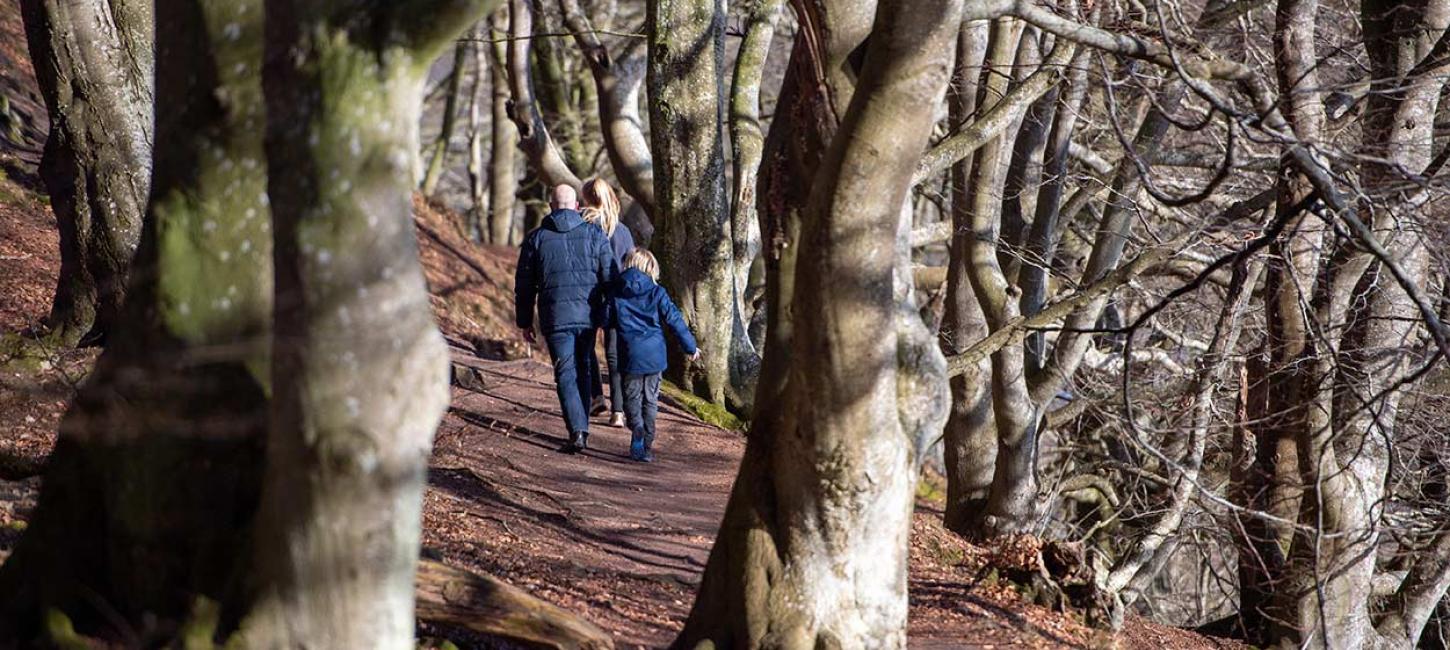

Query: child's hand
[689,349,702,362]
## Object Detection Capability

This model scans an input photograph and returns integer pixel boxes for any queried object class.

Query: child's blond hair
[624,248,660,281]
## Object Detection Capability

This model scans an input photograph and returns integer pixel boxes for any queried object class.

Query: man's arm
[514,235,538,335]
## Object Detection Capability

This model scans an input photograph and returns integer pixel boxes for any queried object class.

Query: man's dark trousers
[545,328,595,439]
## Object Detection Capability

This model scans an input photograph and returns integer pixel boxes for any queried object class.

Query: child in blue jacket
[611,248,699,462]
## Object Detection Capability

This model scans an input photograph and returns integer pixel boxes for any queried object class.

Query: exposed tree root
[415,558,614,649]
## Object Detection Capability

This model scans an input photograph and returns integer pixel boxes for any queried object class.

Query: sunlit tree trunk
[647,0,734,404]
[467,24,488,241]
[18,0,153,348]
[940,18,997,534]
[487,11,518,245]
[421,39,467,197]
[674,0,959,645]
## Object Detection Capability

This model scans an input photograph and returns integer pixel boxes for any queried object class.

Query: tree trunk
[558,0,657,218]
[721,0,781,414]
[0,0,271,638]
[941,18,995,534]
[19,0,153,348]
[487,11,519,245]
[504,0,582,189]
[422,40,468,197]
[959,18,1046,539]
[646,0,733,404]
[674,0,959,646]
[1265,0,1449,645]
[467,24,488,242]
[241,2,496,645]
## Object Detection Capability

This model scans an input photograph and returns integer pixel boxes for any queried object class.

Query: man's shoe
[589,396,607,416]
[609,412,626,428]
[566,431,587,452]
[577,431,589,450]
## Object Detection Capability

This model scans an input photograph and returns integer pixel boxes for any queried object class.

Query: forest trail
[423,347,1244,649]
[409,202,1244,649]
[424,350,740,645]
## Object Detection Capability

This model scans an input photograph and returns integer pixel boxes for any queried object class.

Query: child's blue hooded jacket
[611,268,697,375]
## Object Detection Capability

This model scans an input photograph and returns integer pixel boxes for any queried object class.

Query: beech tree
[676,0,958,645]
[18,0,153,348]
[646,0,735,404]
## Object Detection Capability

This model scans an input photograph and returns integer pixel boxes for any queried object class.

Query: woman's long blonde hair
[581,178,622,237]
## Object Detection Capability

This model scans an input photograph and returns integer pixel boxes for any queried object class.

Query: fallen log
[416,558,615,649]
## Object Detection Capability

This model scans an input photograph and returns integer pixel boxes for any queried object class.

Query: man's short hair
[551,184,578,210]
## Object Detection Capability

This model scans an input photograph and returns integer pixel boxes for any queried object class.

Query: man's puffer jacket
[514,209,618,333]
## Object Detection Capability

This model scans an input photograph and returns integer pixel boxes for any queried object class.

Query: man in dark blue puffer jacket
[515,185,618,452]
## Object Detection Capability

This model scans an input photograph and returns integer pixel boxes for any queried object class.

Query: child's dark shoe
[629,434,645,460]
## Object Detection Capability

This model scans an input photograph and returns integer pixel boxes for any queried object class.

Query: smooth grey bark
[19,0,153,347]
[487,12,519,245]
[1018,44,1090,371]
[1265,0,1450,645]
[940,17,996,534]
[0,0,271,638]
[727,0,782,309]
[1234,0,1329,639]
[674,0,959,646]
[961,18,1043,538]
[505,0,583,189]
[647,0,734,404]
[467,23,487,241]
[558,0,657,217]
[421,40,467,197]
[720,0,782,413]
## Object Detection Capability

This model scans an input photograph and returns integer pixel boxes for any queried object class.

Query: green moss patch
[659,380,746,431]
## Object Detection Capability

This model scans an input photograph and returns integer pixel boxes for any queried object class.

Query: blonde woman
[610,248,699,462]
[581,178,634,427]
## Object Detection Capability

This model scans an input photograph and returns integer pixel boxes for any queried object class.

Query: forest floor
[0,183,1247,648]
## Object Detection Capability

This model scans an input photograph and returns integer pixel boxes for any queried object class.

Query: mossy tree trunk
[646,0,734,405]
[19,0,153,348]
[673,0,959,646]
[0,0,272,640]
[239,1,498,646]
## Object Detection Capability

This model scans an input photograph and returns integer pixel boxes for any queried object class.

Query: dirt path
[420,347,1244,650]
[423,349,741,647]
